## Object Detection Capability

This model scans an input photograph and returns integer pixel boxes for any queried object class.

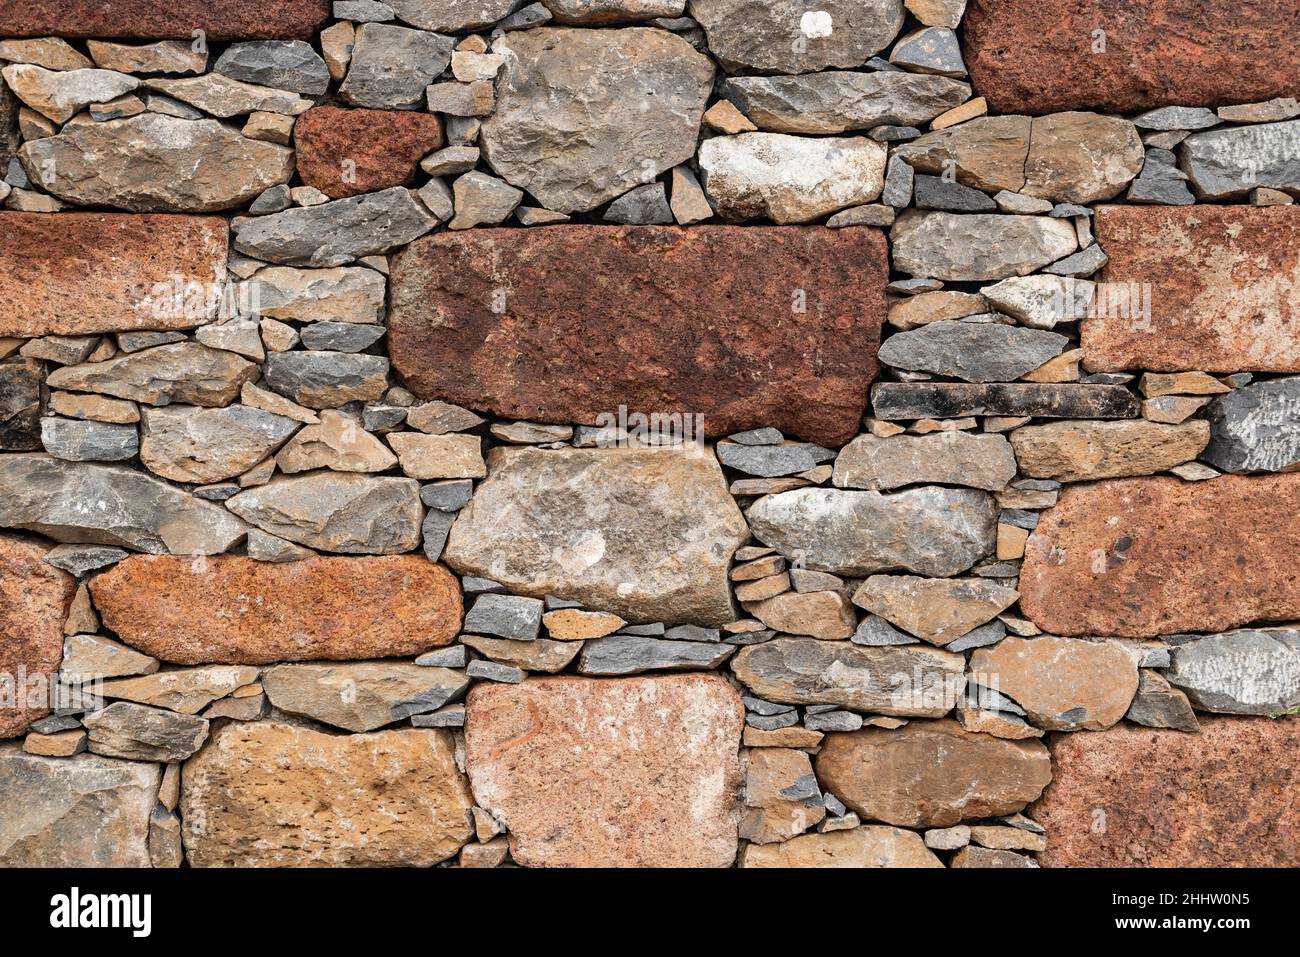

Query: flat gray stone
[298,322,387,353]
[1203,377,1300,474]
[717,441,835,477]
[42,544,128,576]
[1126,148,1195,205]
[263,351,389,409]
[576,634,734,675]
[46,342,258,408]
[41,418,137,462]
[1181,119,1300,199]
[878,320,1068,383]
[1166,629,1300,716]
[464,593,544,641]
[83,702,209,762]
[891,211,1078,281]
[139,404,299,484]
[889,26,965,77]
[1132,106,1219,131]
[1044,244,1107,277]
[214,41,330,97]
[851,615,919,646]
[914,174,996,211]
[338,23,453,108]
[386,0,519,30]
[833,432,1017,491]
[604,182,673,225]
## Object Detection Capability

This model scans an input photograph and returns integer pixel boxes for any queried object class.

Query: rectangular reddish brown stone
[388,226,888,447]
[1020,474,1300,638]
[0,213,228,338]
[964,0,1300,114]
[1034,719,1300,867]
[1083,206,1300,373]
[0,0,329,39]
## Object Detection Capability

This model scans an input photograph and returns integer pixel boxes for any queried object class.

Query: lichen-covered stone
[1203,377,1300,474]
[1165,629,1300,716]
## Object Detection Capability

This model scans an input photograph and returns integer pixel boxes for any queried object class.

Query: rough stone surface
[480,27,713,213]
[0,535,73,738]
[833,432,1016,491]
[295,106,444,199]
[390,226,885,447]
[1034,719,1300,867]
[91,555,461,665]
[140,405,299,483]
[181,721,473,866]
[264,662,468,731]
[83,702,208,762]
[740,747,824,844]
[1021,475,1300,637]
[338,23,453,110]
[891,212,1077,281]
[99,665,258,715]
[1203,377,1300,474]
[1010,420,1209,482]
[46,343,258,408]
[0,213,227,338]
[741,826,943,867]
[445,446,747,626]
[263,351,389,409]
[817,720,1052,828]
[852,575,1018,646]
[879,321,1067,383]
[248,265,386,324]
[0,359,41,450]
[0,2,330,41]
[1165,629,1300,716]
[464,675,743,867]
[872,382,1140,421]
[1182,121,1300,200]
[1083,206,1300,373]
[214,40,329,97]
[577,634,734,676]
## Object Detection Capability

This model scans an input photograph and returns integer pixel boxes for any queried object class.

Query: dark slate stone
[871,382,1140,420]
[576,634,734,676]
[463,593,543,641]
[299,322,386,353]
[215,40,331,96]
[716,441,835,477]
[420,479,474,511]
[914,174,997,212]
[0,358,42,450]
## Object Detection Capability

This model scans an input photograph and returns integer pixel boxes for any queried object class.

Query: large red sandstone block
[963,0,1300,114]
[388,226,888,447]
[1034,719,1300,867]
[1083,206,1300,374]
[295,107,444,199]
[0,213,228,338]
[464,674,744,867]
[90,555,463,665]
[1020,475,1300,638]
[0,0,329,39]
[0,534,74,738]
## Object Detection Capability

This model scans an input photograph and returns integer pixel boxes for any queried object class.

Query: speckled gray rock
[889,26,965,77]
[604,182,673,224]
[83,702,208,762]
[387,0,520,30]
[721,72,969,134]
[546,0,685,23]
[914,174,997,211]
[717,441,834,477]
[878,320,1068,383]
[1181,120,1300,200]
[832,432,1017,491]
[871,382,1140,420]
[263,662,469,731]
[1166,629,1300,716]
[464,593,544,641]
[214,41,330,96]
[263,352,390,409]
[851,615,918,646]
[1203,377,1300,474]
[42,544,128,577]
[40,418,137,462]
[746,486,997,577]
[1132,106,1218,131]
[577,634,734,675]
[1126,148,1195,205]
[139,405,299,483]
[338,23,453,108]
[46,343,258,408]
[891,212,1078,281]
[298,322,387,353]
[1124,670,1199,732]
[979,275,1094,329]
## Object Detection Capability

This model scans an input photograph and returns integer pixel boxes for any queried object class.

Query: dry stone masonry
[0,0,1296,870]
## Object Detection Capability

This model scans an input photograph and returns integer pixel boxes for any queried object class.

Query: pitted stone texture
[0,747,159,866]
[1033,719,1300,867]
[0,213,227,338]
[181,721,473,867]
[91,555,461,665]
[1021,475,1300,638]
[0,535,73,738]
[480,27,713,214]
[465,674,743,867]
[1165,629,1300,716]
[962,0,1300,115]
[0,1,330,40]
[140,404,299,484]
[816,719,1052,828]
[1084,206,1300,373]
[1203,377,1300,474]
[389,226,886,447]
[295,107,444,199]
[1010,420,1209,483]
[445,446,747,626]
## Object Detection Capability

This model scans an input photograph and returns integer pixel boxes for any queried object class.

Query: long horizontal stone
[1033,719,1300,866]
[963,0,1300,114]
[1084,206,1300,373]
[871,383,1140,421]
[389,226,886,447]
[0,0,330,40]
[1021,475,1300,638]
[0,213,227,338]
[91,555,462,665]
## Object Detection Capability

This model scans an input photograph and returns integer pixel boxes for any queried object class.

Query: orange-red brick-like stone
[963,0,1300,114]
[388,226,888,447]
[1083,206,1300,374]
[90,555,463,665]
[0,0,329,40]
[294,107,445,199]
[1020,475,1300,638]
[0,534,74,738]
[0,213,228,338]
[1034,719,1300,867]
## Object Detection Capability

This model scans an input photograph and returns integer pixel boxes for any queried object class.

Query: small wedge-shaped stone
[275,408,396,473]
[46,342,258,407]
[264,662,468,731]
[100,665,259,715]
[0,455,246,555]
[852,575,1018,646]
[140,404,299,483]
[1165,628,1300,715]
[833,432,1017,491]
[83,701,208,762]
[1,64,138,123]
[1010,419,1208,482]
[722,72,971,134]
[980,275,1094,330]
[891,211,1077,281]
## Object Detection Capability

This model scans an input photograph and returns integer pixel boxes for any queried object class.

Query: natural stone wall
[0,0,1297,870]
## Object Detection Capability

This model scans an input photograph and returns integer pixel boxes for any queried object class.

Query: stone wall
[0,0,1297,869]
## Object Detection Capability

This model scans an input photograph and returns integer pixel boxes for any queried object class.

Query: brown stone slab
[0,0,330,40]
[295,107,444,199]
[0,534,74,738]
[91,555,463,665]
[388,226,888,447]
[963,0,1300,114]
[0,213,228,338]
[1084,206,1300,374]
[1034,718,1300,866]
[1020,475,1300,638]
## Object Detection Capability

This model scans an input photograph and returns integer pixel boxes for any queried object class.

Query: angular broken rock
[0,535,74,738]
[871,382,1140,421]
[878,320,1068,383]
[40,417,137,463]
[226,474,423,554]
[1203,377,1300,474]
[388,225,886,446]
[20,113,293,212]
[970,637,1139,731]
[731,637,965,717]
[83,701,208,762]
[386,0,520,30]
[544,0,685,24]
[1,64,138,124]
[462,635,581,674]
[140,74,312,118]
[480,27,713,213]
[815,719,1052,827]
[891,211,1077,281]
[182,721,473,866]
[338,23,453,109]
[214,40,330,97]
[0,455,246,555]
[1021,475,1300,637]
[445,446,747,625]
[741,826,942,868]
[91,554,461,665]
[263,662,468,731]
[263,351,389,409]
[833,432,1017,492]
[140,404,299,483]
[464,674,743,867]
[852,575,1018,647]
[99,665,259,715]
[576,634,735,675]
[0,359,41,451]
[275,408,395,474]
[740,747,824,844]
[980,275,1094,330]
[898,115,1030,194]
[746,486,996,578]
[1022,112,1145,204]
[1181,119,1300,200]
[0,1,330,41]
[1010,419,1208,483]
[0,748,159,866]
[1165,629,1300,716]
[248,265,386,325]
[697,133,885,223]
[232,186,438,267]
[46,342,258,408]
